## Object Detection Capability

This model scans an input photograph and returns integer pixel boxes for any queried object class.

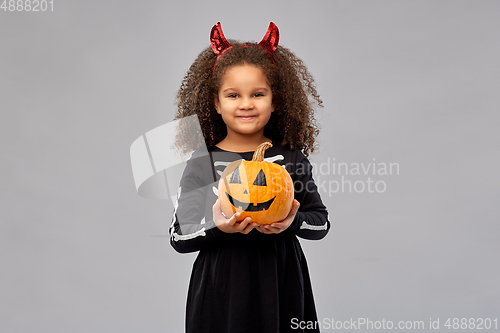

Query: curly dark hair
[173,39,322,157]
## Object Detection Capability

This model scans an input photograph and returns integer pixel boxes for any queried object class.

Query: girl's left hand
[255,199,300,234]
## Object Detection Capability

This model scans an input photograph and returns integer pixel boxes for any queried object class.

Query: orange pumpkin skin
[218,142,294,224]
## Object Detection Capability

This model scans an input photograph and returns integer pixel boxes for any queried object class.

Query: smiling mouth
[237,116,257,120]
[226,192,275,212]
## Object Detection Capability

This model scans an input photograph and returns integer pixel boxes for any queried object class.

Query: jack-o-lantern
[218,142,294,224]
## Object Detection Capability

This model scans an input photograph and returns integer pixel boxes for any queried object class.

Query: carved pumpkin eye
[229,167,241,184]
[253,169,267,186]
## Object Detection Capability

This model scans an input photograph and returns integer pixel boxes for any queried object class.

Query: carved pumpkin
[218,142,294,224]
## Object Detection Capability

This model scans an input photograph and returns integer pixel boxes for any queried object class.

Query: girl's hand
[213,199,258,234]
[255,200,300,234]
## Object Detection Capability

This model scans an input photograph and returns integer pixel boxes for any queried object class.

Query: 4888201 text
[1,0,53,11]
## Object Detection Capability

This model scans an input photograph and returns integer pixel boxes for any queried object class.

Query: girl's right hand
[213,199,258,234]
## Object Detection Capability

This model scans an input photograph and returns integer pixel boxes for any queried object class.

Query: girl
[170,22,330,333]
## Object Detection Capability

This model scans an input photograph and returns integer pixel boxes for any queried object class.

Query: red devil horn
[258,22,279,55]
[210,22,232,56]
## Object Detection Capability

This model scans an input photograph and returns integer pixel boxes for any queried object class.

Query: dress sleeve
[284,151,330,240]
[169,153,228,253]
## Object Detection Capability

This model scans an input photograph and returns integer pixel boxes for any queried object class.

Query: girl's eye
[228,94,238,98]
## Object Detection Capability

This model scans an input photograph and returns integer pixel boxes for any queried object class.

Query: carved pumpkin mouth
[225,192,275,212]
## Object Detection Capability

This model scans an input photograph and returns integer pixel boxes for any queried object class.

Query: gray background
[2,0,499,332]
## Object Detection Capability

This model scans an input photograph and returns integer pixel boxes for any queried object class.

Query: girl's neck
[216,133,272,153]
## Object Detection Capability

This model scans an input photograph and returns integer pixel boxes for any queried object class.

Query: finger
[270,221,285,228]
[294,199,300,209]
[212,199,220,213]
[289,200,300,215]
[239,218,254,233]
[255,225,268,234]
[258,223,277,233]
[227,212,240,226]
[239,217,252,229]
[242,221,258,234]
[265,224,282,233]
[212,199,225,221]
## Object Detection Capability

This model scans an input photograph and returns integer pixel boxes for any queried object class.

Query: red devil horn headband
[210,22,280,58]
[210,22,232,56]
[258,22,280,55]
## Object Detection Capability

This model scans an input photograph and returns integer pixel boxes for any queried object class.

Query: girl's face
[215,64,274,140]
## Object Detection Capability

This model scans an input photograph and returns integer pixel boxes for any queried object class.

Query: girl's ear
[214,98,221,114]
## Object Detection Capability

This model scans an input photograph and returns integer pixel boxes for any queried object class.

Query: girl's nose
[238,97,253,109]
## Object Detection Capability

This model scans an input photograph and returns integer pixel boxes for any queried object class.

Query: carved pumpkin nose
[243,189,248,194]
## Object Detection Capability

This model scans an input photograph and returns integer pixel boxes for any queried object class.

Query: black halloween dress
[170,141,330,333]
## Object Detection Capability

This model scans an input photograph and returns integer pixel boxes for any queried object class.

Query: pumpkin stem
[252,142,273,161]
